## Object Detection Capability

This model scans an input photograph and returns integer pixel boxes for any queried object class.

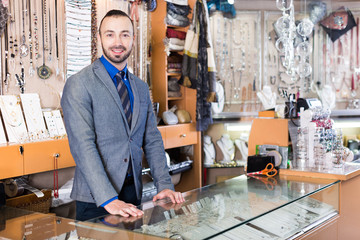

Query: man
[61,10,184,221]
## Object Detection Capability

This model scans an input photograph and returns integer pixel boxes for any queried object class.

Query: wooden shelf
[151,0,201,192]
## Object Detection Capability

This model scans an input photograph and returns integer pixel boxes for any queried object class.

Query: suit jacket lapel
[92,60,131,133]
[128,73,140,132]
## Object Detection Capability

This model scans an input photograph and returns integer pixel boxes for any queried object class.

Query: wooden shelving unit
[151,0,202,192]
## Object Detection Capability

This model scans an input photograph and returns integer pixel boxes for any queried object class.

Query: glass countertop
[88,175,340,239]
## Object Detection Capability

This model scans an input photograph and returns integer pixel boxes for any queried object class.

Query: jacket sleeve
[141,86,175,193]
[61,75,118,206]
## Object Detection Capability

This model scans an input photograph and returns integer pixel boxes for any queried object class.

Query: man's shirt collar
[100,55,128,80]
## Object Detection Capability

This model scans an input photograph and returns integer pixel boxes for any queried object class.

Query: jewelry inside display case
[86,175,339,240]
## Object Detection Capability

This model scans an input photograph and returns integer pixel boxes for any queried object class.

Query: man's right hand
[104,199,144,217]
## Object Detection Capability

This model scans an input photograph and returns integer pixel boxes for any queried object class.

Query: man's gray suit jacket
[61,59,174,206]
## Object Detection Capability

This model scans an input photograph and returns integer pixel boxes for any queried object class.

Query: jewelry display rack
[0,0,151,109]
[209,11,262,114]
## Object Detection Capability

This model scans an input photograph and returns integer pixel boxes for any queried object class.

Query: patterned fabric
[195,0,213,131]
[0,1,9,37]
[180,0,216,131]
[116,72,132,127]
[166,28,187,40]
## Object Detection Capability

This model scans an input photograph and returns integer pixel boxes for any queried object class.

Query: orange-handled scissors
[247,163,278,177]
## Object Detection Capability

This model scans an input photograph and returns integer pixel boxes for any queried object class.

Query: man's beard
[102,45,132,64]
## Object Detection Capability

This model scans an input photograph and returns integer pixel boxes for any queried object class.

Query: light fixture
[275,0,314,85]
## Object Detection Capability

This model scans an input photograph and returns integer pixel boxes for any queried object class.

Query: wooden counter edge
[279,168,360,181]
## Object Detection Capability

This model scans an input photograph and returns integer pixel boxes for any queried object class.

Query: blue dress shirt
[99,56,134,207]
[100,56,134,112]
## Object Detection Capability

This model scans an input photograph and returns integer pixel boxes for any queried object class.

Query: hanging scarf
[180,0,216,131]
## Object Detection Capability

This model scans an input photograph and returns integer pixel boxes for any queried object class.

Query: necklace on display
[55,0,62,77]
[10,0,18,58]
[19,0,28,57]
[8,0,16,71]
[0,97,23,128]
[4,26,10,93]
[28,0,35,77]
[33,0,39,59]
[47,7,52,62]
[37,0,52,79]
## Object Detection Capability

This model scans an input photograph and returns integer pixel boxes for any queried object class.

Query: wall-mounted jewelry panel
[317,10,360,110]
[209,11,262,116]
[209,2,360,118]
[0,0,151,109]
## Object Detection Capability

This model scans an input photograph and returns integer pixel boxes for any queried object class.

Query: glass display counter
[89,175,339,240]
[0,175,339,240]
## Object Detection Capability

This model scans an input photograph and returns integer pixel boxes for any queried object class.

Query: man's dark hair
[99,9,134,34]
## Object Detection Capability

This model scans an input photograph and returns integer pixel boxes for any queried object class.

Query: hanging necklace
[28,0,35,77]
[4,25,10,93]
[47,7,52,62]
[33,0,39,59]
[19,0,28,57]
[11,0,18,57]
[55,0,62,77]
[8,0,16,70]
[37,0,52,79]
[43,0,48,51]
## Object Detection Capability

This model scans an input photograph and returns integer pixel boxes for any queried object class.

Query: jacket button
[124,158,128,162]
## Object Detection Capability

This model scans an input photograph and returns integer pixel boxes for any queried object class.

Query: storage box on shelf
[151,0,201,192]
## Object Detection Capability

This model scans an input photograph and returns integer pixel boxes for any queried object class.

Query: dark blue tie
[116,71,132,127]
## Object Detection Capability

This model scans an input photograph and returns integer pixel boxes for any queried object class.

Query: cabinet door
[24,139,75,175]
[0,144,23,179]
[165,123,198,149]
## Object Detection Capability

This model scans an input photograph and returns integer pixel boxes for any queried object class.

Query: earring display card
[20,93,47,137]
[0,95,29,143]
[43,111,59,138]
[43,110,66,138]
[52,110,66,137]
[0,115,7,144]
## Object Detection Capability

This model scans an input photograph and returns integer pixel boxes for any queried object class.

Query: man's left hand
[152,189,185,203]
